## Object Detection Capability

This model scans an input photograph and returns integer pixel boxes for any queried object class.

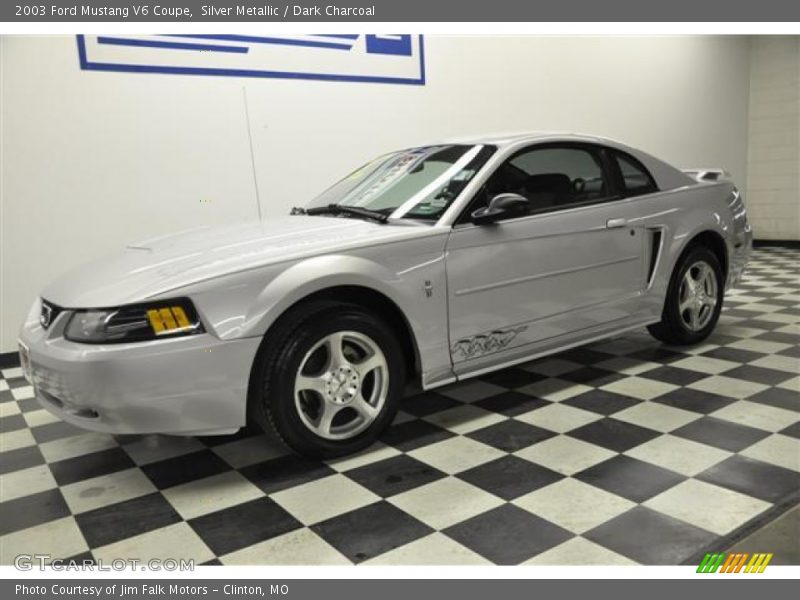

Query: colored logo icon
[697,552,774,573]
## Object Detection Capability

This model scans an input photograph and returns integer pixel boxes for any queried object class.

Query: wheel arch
[647,228,728,346]
[277,285,421,380]
[677,229,729,282]
[248,280,423,394]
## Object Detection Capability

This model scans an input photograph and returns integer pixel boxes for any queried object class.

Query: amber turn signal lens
[147,306,193,335]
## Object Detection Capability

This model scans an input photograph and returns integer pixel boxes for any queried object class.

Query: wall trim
[753,239,800,249]
[0,351,20,369]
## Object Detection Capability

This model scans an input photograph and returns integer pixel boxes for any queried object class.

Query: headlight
[64,298,204,344]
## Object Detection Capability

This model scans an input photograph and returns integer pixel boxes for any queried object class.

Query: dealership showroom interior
[0,34,799,568]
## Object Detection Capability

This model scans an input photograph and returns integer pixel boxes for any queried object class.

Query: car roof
[423,131,697,192]
[432,131,628,147]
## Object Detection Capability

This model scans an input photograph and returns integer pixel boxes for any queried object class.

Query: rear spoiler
[682,168,732,183]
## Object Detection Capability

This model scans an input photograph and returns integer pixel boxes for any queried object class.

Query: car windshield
[307,144,496,221]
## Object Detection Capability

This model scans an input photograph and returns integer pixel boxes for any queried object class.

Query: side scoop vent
[647,229,663,286]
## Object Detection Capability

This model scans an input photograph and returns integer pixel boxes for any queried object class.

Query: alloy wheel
[293,330,389,440]
[678,260,718,331]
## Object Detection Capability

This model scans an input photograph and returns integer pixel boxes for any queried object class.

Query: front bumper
[18,301,261,436]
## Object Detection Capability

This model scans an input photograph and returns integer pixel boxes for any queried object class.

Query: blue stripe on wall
[98,36,249,54]
[168,34,355,51]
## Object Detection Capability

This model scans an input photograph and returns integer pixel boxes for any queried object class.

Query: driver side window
[467,145,610,220]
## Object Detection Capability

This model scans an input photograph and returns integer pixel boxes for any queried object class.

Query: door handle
[606,218,628,229]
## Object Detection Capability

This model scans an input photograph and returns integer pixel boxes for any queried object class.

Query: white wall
[746,36,800,241]
[1,35,752,352]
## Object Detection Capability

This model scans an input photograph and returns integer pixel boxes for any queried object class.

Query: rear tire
[248,301,405,459]
[647,245,724,346]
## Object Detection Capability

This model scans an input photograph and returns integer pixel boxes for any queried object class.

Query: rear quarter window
[616,152,658,197]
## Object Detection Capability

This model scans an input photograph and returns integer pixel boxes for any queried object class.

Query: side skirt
[423,316,659,390]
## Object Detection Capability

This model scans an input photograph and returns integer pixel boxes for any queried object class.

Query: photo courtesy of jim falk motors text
[15,584,289,597]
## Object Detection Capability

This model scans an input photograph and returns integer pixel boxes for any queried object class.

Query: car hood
[42,216,428,308]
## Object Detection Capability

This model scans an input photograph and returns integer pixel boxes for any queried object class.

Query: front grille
[40,299,62,329]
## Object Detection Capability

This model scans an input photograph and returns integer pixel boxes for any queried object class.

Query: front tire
[647,245,724,346]
[249,302,405,458]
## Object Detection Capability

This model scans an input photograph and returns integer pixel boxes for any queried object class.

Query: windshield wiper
[292,204,389,224]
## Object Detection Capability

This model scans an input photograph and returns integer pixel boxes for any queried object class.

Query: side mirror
[470,193,530,225]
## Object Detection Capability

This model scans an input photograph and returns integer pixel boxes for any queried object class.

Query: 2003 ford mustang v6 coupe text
[18,133,752,457]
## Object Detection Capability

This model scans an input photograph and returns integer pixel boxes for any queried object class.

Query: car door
[445,143,646,371]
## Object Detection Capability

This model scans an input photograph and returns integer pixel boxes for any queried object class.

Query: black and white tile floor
[1,247,798,566]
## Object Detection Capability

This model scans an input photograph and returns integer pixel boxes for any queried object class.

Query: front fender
[244,254,411,336]
[243,252,451,387]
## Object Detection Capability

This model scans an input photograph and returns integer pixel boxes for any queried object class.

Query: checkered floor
[1,247,798,566]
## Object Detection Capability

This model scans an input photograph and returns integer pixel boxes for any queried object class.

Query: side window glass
[617,153,658,197]
[471,146,609,218]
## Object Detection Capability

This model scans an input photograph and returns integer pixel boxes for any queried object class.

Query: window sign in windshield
[349,149,430,209]
[391,145,484,219]
[308,144,496,221]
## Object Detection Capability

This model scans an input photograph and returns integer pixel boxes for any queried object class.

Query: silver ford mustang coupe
[18,133,752,457]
